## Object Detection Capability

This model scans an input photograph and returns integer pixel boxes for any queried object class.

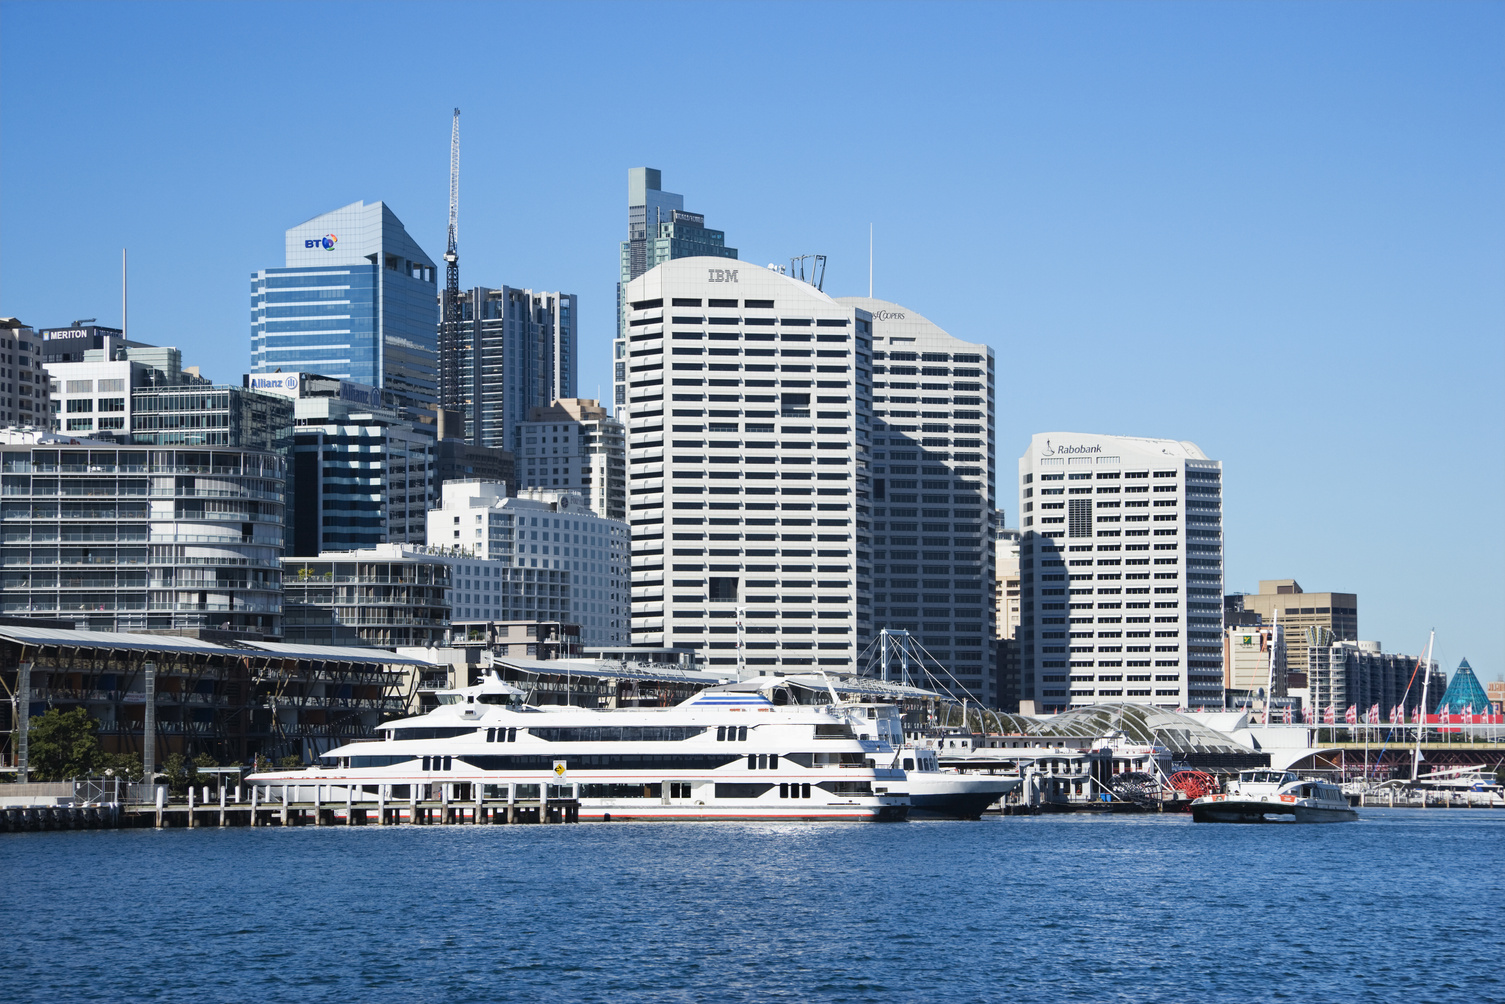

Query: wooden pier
[2,786,579,832]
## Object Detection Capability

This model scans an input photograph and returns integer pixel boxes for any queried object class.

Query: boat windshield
[1240,771,1295,785]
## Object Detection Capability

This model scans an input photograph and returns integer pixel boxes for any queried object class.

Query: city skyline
[1,2,1500,676]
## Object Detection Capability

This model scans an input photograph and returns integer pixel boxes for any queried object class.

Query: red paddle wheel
[1168,770,1219,803]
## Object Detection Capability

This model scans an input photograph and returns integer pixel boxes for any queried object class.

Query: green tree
[25,708,106,781]
[161,752,219,796]
[101,751,143,782]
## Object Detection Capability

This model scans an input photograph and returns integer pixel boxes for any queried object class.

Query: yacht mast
[1412,629,1434,783]
[1265,610,1279,725]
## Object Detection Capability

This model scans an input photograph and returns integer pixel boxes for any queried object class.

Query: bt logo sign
[304,234,338,250]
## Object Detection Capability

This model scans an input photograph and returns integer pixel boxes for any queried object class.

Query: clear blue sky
[3,1,1501,683]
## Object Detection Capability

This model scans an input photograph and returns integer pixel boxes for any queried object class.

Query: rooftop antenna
[121,249,127,340]
[868,224,872,298]
[439,108,461,428]
[789,254,827,292]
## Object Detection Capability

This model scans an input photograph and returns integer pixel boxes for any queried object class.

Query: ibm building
[620,258,873,675]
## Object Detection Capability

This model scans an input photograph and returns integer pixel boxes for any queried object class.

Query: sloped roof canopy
[1019,704,1256,755]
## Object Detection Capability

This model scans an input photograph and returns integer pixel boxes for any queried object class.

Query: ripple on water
[0,810,1501,1003]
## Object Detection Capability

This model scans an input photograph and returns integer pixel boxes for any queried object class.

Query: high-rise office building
[1018,433,1224,713]
[621,258,873,674]
[1239,580,1358,683]
[614,168,738,413]
[514,398,627,521]
[250,201,439,417]
[438,286,576,449]
[835,298,996,704]
[250,373,434,555]
[0,319,52,429]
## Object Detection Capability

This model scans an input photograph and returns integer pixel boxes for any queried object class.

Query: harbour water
[3,809,1500,1003]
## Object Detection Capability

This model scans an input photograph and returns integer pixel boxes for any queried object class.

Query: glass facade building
[250,201,438,417]
[444,286,577,449]
[614,168,738,413]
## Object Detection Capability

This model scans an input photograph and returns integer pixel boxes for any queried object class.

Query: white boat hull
[905,775,1020,820]
[1190,797,1357,824]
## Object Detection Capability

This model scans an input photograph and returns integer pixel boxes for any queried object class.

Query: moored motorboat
[1190,769,1357,823]
[897,745,1019,819]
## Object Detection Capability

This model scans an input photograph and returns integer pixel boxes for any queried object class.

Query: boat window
[801,783,811,798]
[508,728,517,743]
[531,726,706,743]
[389,727,478,741]
[747,754,757,770]
[717,726,727,741]
[779,783,789,798]
[478,694,512,705]
[903,758,915,771]
[738,726,748,741]
[348,755,417,768]
[443,756,453,771]
[769,754,779,770]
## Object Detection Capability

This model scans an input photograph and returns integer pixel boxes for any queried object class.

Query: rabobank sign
[303,234,338,250]
[1040,439,1101,457]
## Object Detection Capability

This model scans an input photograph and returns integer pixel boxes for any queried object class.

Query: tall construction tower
[439,107,462,433]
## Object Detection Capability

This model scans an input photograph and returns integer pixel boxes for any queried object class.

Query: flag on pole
[1345,705,1358,725]
[1323,705,1336,725]
[1367,704,1380,725]
[1462,704,1473,725]
[1391,704,1404,725]
[1439,707,1451,726]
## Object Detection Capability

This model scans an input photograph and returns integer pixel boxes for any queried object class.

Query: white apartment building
[621,258,874,675]
[424,480,629,645]
[514,398,627,521]
[1018,433,1224,713]
[836,297,996,703]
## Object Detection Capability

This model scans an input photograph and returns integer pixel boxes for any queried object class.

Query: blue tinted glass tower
[251,201,438,417]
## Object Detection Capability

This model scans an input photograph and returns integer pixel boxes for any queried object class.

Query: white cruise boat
[247,673,908,822]
[1190,770,1357,823]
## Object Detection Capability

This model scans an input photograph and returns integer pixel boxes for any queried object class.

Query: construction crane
[439,107,461,420]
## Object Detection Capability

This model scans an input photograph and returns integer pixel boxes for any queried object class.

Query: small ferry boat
[899,744,1020,819]
[834,702,1019,818]
[1190,770,1357,823]
[248,673,908,822]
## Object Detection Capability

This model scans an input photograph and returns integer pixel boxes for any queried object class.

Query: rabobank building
[1018,433,1224,713]
[250,201,438,417]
